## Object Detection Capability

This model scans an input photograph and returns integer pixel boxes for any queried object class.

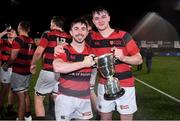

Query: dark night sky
[1,0,180,38]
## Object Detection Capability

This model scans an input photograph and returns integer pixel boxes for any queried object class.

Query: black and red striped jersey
[0,39,12,64]
[86,30,140,87]
[39,29,71,71]
[12,35,36,75]
[55,44,93,99]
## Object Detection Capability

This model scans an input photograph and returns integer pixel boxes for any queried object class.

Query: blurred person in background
[30,16,71,120]
[137,46,145,71]
[0,28,17,119]
[2,21,36,120]
[145,45,154,73]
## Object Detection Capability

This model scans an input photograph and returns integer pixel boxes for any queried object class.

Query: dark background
[0,0,180,38]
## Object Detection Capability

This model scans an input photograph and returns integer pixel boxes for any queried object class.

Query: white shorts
[0,67,12,84]
[34,70,59,95]
[97,84,137,114]
[11,72,31,92]
[55,94,93,121]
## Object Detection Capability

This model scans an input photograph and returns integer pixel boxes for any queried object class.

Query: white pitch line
[135,77,180,103]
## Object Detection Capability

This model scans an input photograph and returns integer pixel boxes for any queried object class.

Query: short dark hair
[91,6,109,17]
[70,18,88,29]
[51,16,65,28]
[19,21,31,32]
[81,13,93,27]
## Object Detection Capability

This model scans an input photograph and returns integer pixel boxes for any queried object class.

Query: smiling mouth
[76,34,84,38]
[99,23,104,26]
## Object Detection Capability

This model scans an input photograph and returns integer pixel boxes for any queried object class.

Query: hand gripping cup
[97,53,125,100]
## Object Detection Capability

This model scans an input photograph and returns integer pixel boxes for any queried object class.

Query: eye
[73,27,79,31]
[81,27,87,31]
[94,17,99,21]
[102,15,107,19]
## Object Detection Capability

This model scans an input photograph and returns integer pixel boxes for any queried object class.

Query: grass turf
[1,56,180,120]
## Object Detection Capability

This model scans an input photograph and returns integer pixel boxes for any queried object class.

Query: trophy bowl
[97,53,114,67]
[97,53,114,78]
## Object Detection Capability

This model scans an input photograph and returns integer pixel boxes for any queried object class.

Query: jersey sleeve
[38,32,48,48]
[54,47,69,62]
[85,32,93,46]
[123,33,140,55]
[54,53,68,62]
[12,37,23,49]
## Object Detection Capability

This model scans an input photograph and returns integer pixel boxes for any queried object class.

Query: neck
[20,32,28,37]
[71,41,85,53]
[8,38,14,44]
[99,26,114,38]
[54,27,63,32]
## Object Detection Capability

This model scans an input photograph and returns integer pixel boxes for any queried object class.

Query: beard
[74,34,85,44]
[74,38,84,44]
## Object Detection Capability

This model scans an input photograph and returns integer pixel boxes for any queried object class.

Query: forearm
[90,68,97,92]
[0,31,7,38]
[6,50,19,66]
[31,52,42,65]
[53,59,86,73]
[121,53,143,65]
[31,46,44,65]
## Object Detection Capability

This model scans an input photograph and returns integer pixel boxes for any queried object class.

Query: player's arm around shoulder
[53,54,95,73]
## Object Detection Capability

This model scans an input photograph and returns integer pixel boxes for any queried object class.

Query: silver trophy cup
[97,53,125,100]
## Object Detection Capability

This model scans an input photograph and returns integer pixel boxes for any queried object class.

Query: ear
[92,18,95,25]
[69,30,73,36]
[107,15,110,22]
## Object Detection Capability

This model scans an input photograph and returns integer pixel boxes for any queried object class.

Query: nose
[77,29,83,34]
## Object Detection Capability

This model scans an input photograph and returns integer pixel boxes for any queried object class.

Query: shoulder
[41,30,50,38]
[114,29,130,37]
[63,44,71,50]
[115,30,134,44]
[89,30,98,36]
[14,36,23,42]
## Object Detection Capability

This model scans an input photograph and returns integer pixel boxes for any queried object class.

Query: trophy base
[104,88,125,100]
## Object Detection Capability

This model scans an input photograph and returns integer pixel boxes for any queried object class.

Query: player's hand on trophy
[111,47,126,62]
[83,54,96,67]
